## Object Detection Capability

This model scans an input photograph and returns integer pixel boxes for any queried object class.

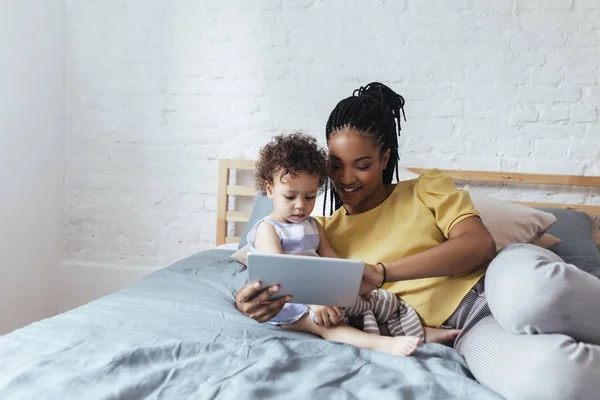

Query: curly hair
[255,133,329,195]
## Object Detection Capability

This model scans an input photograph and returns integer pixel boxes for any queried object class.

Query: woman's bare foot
[373,335,421,356]
[423,326,461,344]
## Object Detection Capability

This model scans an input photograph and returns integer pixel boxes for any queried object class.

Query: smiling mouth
[339,187,361,194]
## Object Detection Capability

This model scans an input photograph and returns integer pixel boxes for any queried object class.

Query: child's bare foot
[373,335,421,356]
[423,326,461,344]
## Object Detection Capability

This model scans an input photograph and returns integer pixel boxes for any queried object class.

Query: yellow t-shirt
[316,169,486,327]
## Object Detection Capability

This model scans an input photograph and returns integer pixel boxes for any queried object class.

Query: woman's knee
[486,243,564,288]
[485,243,573,333]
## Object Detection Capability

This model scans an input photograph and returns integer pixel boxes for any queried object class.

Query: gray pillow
[238,193,274,249]
[537,208,600,278]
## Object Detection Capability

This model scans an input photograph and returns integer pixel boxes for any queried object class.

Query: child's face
[265,170,319,224]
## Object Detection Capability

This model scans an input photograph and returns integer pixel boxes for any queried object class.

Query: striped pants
[342,289,425,340]
[445,243,600,400]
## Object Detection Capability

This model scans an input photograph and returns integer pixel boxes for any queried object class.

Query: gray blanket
[0,250,501,399]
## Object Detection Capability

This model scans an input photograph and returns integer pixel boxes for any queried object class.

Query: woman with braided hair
[236,82,600,399]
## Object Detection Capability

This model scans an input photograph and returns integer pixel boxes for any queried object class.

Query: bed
[1,160,599,400]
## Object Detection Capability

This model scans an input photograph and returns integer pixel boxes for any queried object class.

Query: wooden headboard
[216,159,600,246]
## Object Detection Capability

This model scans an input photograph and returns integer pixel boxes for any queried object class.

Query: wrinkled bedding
[0,249,500,399]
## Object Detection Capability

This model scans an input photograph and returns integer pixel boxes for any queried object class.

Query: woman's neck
[344,184,395,215]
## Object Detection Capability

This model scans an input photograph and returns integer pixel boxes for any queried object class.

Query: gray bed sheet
[0,249,500,400]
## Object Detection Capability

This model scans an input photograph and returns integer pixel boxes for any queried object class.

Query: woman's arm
[362,216,496,290]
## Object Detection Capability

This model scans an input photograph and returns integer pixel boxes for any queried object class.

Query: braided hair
[323,82,406,215]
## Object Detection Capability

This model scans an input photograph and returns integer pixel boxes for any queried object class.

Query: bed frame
[216,159,600,246]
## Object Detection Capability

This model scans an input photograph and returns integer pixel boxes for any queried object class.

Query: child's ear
[265,182,274,199]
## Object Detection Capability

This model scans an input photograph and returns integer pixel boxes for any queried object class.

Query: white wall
[61,0,600,310]
[0,0,66,333]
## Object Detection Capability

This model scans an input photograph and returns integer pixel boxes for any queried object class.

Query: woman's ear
[381,148,391,170]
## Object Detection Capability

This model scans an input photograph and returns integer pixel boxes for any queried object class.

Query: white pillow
[463,185,557,251]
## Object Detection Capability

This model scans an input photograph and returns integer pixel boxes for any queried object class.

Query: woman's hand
[308,305,344,327]
[359,263,384,297]
[235,281,291,323]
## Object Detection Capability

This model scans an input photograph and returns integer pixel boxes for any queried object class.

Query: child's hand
[308,305,343,327]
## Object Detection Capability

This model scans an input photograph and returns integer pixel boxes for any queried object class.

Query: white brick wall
[65,0,600,268]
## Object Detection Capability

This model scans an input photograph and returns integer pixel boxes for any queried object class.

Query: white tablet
[247,253,364,307]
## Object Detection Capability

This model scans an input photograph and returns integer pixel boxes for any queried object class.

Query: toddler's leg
[394,300,425,340]
[283,314,421,357]
[362,310,380,334]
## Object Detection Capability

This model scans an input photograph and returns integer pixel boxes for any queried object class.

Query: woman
[235,82,600,399]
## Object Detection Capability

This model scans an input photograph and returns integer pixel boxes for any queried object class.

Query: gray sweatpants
[445,243,600,400]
